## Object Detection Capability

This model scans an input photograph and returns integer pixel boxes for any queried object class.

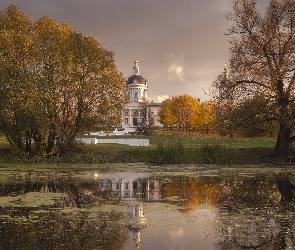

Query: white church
[122,60,162,133]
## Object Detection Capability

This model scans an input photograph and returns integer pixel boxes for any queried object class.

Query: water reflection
[127,203,147,249]
[94,173,161,201]
[0,166,295,249]
[217,173,295,250]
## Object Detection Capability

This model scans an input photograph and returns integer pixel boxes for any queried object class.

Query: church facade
[122,60,161,132]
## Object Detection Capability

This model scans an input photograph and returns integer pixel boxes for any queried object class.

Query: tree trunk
[276,174,295,202]
[16,134,24,152]
[275,125,292,158]
[274,79,293,158]
[47,122,56,155]
[25,129,32,155]
[32,128,42,154]
[25,138,31,155]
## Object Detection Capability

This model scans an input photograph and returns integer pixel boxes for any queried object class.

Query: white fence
[76,138,149,146]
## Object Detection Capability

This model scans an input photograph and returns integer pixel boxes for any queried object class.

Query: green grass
[0,131,286,165]
[184,137,276,148]
[81,130,277,148]
[148,131,277,148]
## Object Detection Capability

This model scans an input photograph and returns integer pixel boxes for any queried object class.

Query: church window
[125,183,129,190]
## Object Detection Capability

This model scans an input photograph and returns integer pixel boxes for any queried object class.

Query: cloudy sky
[0,1,269,102]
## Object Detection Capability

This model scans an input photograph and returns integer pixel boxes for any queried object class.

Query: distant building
[122,60,161,132]
[219,63,232,104]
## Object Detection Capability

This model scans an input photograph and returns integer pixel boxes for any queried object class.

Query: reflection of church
[95,173,160,249]
[96,173,160,201]
[127,203,147,249]
[123,60,162,132]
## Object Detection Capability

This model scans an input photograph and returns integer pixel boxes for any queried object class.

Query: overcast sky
[0,1,269,102]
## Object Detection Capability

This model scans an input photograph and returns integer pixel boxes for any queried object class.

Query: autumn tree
[136,100,154,134]
[0,4,36,153]
[221,0,295,157]
[198,101,217,133]
[0,4,126,156]
[159,95,199,131]
[212,70,278,138]
[159,95,215,132]
[172,95,200,131]
[159,98,175,130]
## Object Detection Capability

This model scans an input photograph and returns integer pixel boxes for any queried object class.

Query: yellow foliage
[164,178,223,208]
[159,95,216,132]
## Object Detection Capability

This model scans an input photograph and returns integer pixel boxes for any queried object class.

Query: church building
[122,60,161,132]
[219,63,232,104]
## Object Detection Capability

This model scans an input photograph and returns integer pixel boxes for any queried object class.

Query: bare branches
[212,0,295,154]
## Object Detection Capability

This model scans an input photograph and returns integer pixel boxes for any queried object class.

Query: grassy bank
[0,132,291,165]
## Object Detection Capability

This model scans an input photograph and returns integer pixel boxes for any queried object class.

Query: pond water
[1,163,295,250]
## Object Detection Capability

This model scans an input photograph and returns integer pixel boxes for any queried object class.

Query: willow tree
[0,4,36,153]
[225,0,295,157]
[0,4,126,155]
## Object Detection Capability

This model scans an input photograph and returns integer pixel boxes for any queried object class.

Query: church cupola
[126,60,148,102]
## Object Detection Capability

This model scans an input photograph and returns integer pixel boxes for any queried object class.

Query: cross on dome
[133,60,139,75]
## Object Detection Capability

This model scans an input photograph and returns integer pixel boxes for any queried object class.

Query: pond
[0,163,295,250]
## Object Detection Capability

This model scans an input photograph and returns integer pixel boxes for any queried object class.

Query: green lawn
[0,131,278,150]
[0,131,284,165]
[183,137,276,148]
[147,131,277,148]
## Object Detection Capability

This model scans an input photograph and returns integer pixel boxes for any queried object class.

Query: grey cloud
[0,0,237,101]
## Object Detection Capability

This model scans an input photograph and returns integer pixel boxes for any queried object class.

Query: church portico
[123,105,141,129]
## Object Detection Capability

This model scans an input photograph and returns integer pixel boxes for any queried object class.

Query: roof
[149,102,162,107]
[127,75,147,85]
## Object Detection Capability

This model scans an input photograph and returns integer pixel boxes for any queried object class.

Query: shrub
[148,140,187,164]
[199,144,225,164]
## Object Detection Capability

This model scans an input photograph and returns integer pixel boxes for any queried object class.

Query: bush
[199,144,225,164]
[148,140,187,164]
[197,145,276,164]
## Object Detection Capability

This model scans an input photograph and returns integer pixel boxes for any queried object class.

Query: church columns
[130,87,147,102]
[129,109,132,127]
